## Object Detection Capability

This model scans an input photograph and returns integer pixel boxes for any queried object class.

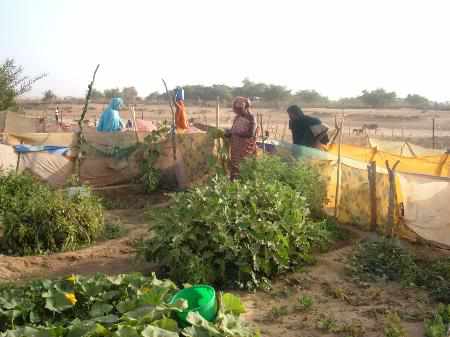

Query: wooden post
[259,114,265,153]
[131,105,139,143]
[215,96,220,128]
[334,119,344,218]
[16,140,23,173]
[368,161,377,231]
[386,160,400,237]
[432,118,436,149]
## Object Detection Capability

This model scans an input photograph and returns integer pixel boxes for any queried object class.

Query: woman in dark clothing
[287,105,329,148]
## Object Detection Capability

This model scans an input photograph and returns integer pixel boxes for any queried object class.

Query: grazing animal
[352,128,364,135]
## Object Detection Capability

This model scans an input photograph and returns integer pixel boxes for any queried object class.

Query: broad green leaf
[141,325,178,337]
[66,320,97,337]
[93,314,119,324]
[152,318,178,332]
[123,305,156,321]
[94,323,109,337]
[44,289,75,312]
[113,326,139,337]
[185,312,221,336]
[222,293,245,315]
[89,303,114,317]
[117,300,137,314]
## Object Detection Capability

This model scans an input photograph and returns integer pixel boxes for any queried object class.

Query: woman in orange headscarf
[225,96,257,180]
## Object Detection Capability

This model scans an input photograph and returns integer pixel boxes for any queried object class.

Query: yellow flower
[66,274,77,284]
[141,287,151,293]
[65,292,77,305]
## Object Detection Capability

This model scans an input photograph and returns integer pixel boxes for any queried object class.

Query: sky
[1,0,450,101]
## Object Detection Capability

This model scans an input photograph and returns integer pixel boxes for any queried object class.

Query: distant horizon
[2,0,450,102]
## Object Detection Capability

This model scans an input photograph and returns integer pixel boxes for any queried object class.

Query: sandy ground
[0,203,436,336]
[240,245,432,337]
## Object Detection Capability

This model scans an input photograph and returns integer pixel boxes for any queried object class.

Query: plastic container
[170,285,217,326]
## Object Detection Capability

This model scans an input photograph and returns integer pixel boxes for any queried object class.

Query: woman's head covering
[110,97,124,111]
[232,96,251,115]
[287,105,304,120]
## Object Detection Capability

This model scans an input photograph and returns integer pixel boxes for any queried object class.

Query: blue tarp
[15,145,69,155]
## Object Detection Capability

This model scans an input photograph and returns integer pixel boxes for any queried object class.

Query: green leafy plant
[349,238,419,285]
[240,155,327,217]
[349,238,450,304]
[424,304,450,337]
[141,170,337,290]
[384,311,406,337]
[0,273,258,337]
[420,258,450,303]
[0,172,104,255]
[139,124,170,193]
[295,294,314,312]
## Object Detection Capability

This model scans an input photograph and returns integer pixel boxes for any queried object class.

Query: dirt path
[240,245,432,337]
[0,209,155,282]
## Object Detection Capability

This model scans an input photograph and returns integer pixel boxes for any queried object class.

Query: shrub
[349,238,450,304]
[349,238,419,285]
[424,304,450,337]
[0,172,104,255]
[142,174,337,290]
[420,258,450,303]
[240,155,327,217]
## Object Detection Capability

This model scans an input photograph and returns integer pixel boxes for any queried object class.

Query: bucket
[170,285,217,326]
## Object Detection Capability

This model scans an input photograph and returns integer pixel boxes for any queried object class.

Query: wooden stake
[162,79,176,161]
[334,119,344,218]
[131,105,139,143]
[386,160,400,237]
[432,118,436,149]
[215,96,220,128]
[368,161,377,231]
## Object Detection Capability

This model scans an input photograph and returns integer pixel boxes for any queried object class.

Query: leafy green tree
[0,58,46,110]
[122,86,138,104]
[42,89,56,102]
[103,88,121,99]
[404,94,429,108]
[295,90,328,105]
[145,91,162,102]
[360,88,397,108]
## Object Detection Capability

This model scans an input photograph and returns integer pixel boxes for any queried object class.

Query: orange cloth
[175,101,189,130]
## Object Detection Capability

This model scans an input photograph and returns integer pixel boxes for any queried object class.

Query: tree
[42,90,56,102]
[122,86,138,104]
[146,91,162,102]
[0,58,46,110]
[103,88,121,99]
[360,89,397,108]
[90,88,104,100]
[295,90,328,105]
[404,94,429,108]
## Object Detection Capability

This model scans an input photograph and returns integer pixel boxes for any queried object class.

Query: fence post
[334,119,344,218]
[368,161,377,231]
[432,118,436,149]
[215,96,220,128]
[386,160,400,237]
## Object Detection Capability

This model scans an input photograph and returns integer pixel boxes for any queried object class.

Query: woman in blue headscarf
[96,97,125,132]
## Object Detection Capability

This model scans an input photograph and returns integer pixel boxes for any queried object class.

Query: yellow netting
[327,143,450,177]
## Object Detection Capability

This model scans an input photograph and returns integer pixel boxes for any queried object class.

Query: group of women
[97,96,328,180]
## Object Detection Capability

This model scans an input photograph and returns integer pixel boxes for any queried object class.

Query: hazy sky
[1,0,449,101]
